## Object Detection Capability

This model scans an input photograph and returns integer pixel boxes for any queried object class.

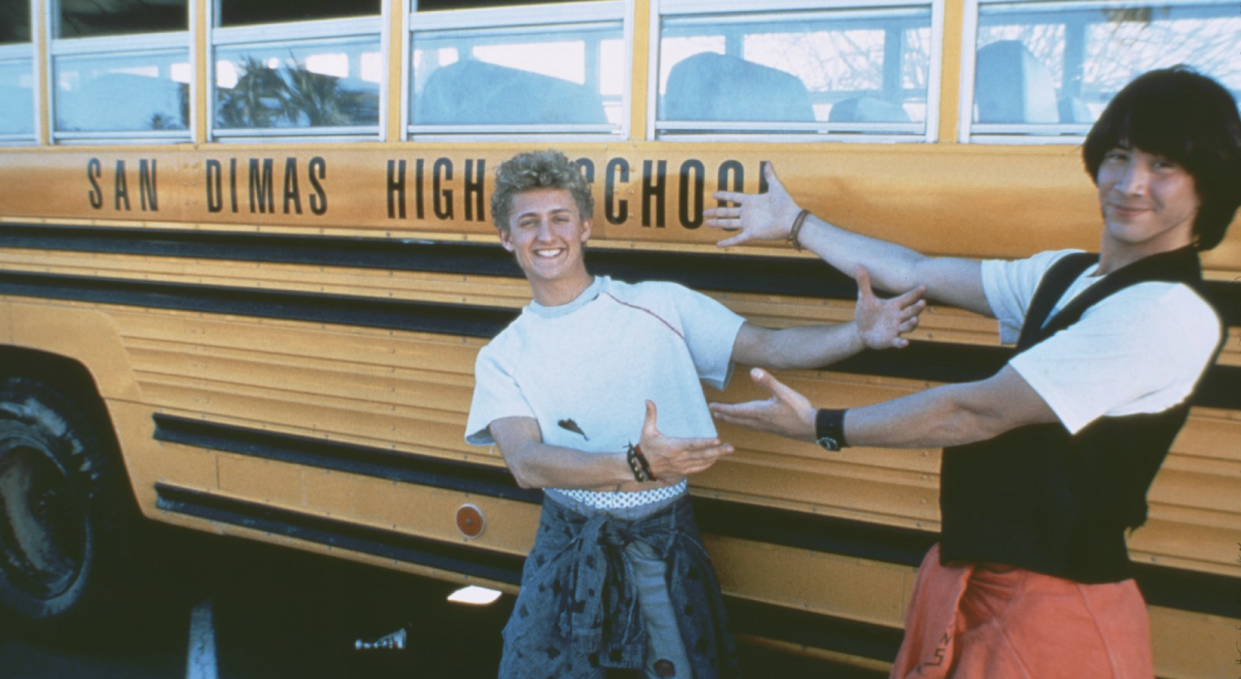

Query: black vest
[939,246,1216,584]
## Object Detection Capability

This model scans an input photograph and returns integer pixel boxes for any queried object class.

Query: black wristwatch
[815,409,848,451]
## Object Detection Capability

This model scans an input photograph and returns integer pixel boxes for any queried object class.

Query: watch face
[816,436,840,452]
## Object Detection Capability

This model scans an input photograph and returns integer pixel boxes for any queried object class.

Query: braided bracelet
[787,209,811,251]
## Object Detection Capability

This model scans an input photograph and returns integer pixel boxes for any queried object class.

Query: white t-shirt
[982,249,1220,434]
[465,276,745,455]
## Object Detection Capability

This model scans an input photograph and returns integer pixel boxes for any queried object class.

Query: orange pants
[890,545,1153,679]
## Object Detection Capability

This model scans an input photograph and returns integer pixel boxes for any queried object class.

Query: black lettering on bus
[605,158,629,225]
[138,159,157,212]
[114,160,131,211]
[308,156,327,216]
[464,159,485,222]
[758,161,771,194]
[229,158,238,213]
[249,158,274,214]
[717,160,744,208]
[433,158,453,220]
[87,158,103,210]
[387,159,405,220]
[604,158,629,225]
[283,157,302,215]
[574,158,595,184]
[678,159,705,229]
[415,159,426,220]
[206,159,223,213]
[642,160,667,228]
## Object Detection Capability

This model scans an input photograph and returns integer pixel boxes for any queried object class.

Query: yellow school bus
[0,0,1237,676]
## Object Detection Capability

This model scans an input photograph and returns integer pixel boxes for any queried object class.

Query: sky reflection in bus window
[56,0,186,39]
[657,7,932,136]
[0,60,35,136]
[54,50,189,132]
[409,25,624,130]
[218,0,379,27]
[414,0,602,10]
[0,0,31,44]
[214,38,381,131]
[973,0,1241,135]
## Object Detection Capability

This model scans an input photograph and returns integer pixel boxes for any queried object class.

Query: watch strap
[815,408,848,451]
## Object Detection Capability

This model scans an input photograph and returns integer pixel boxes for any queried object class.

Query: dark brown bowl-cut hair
[1083,65,1241,251]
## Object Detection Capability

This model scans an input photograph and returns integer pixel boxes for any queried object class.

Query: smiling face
[1095,145,1200,272]
[499,187,594,306]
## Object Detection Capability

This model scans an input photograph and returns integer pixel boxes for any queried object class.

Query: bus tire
[0,377,137,636]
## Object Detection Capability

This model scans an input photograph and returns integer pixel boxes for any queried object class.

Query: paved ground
[0,524,873,679]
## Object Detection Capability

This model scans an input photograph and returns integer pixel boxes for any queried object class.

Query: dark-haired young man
[704,66,1241,678]
[465,149,924,679]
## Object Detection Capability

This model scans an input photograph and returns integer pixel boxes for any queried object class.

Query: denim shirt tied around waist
[499,494,741,679]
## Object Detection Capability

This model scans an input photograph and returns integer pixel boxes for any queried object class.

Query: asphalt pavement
[0,524,875,679]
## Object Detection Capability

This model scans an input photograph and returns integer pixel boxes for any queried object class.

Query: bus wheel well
[0,348,144,637]
[0,348,114,438]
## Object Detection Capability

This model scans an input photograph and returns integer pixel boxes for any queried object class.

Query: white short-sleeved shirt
[982,249,1220,434]
[465,276,745,456]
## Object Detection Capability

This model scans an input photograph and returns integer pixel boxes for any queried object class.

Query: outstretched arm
[704,163,992,316]
[709,365,1057,448]
[731,266,925,369]
[490,400,735,491]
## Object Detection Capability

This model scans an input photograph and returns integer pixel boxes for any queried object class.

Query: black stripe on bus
[3,223,1238,325]
[5,270,1240,410]
[154,482,525,586]
[153,415,1241,620]
[153,481,900,665]
[0,223,846,298]
[725,598,902,669]
[153,414,541,504]
[0,269,518,338]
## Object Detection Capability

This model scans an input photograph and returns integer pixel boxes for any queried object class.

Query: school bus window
[0,0,34,143]
[415,0,593,9]
[0,58,34,141]
[0,0,31,44]
[966,0,1241,142]
[212,12,383,139]
[217,0,380,28]
[56,0,185,39]
[655,1,939,141]
[407,1,625,139]
[50,0,190,142]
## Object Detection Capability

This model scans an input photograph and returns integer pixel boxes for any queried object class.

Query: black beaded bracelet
[632,443,657,481]
[626,442,650,482]
[814,408,848,452]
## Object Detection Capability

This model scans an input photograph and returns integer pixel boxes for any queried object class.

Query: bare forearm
[710,366,1055,449]
[797,216,990,314]
[796,215,928,293]
[742,323,865,370]
[502,440,662,491]
[843,384,1011,449]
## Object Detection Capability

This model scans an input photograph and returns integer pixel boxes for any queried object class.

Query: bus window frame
[649,0,944,143]
[47,29,193,145]
[208,13,387,143]
[958,0,1241,144]
[402,0,629,142]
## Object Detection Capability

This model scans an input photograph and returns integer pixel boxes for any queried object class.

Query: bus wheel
[0,377,135,634]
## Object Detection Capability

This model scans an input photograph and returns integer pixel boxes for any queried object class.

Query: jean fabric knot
[498,494,742,679]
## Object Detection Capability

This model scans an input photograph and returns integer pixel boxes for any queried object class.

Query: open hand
[709,369,817,442]
[855,266,925,350]
[639,400,735,480]
[705,163,803,248]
